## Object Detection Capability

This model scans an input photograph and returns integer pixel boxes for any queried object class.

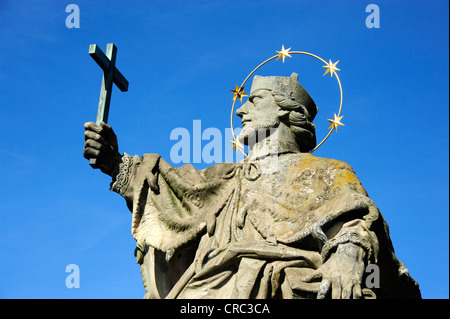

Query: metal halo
[230,47,344,157]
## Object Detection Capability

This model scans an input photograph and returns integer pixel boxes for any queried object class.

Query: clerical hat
[250,73,318,121]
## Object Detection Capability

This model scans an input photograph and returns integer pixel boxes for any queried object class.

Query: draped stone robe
[110,152,420,299]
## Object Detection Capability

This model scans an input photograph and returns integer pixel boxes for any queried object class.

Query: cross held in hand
[89,43,128,124]
[89,43,128,167]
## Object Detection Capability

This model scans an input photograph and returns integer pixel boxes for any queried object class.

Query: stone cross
[89,43,128,167]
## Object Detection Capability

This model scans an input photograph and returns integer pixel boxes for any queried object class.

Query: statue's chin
[238,124,279,146]
[237,126,257,145]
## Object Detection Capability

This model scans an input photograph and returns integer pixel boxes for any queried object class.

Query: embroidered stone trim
[110,154,133,195]
[321,231,373,262]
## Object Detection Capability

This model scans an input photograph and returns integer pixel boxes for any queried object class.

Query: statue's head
[236,73,318,152]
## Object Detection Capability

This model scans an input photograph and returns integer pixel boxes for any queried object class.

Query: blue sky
[0,0,448,299]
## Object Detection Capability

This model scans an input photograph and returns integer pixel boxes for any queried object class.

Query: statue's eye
[252,97,261,104]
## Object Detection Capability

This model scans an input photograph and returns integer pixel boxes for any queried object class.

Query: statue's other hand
[304,242,366,299]
[83,121,121,176]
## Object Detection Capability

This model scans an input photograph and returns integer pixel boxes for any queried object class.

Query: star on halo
[322,60,340,77]
[230,138,244,153]
[327,114,345,132]
[276,45,292,63]
[230,84,248,103]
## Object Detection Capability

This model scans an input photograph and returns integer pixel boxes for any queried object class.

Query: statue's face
[236,89,280,144]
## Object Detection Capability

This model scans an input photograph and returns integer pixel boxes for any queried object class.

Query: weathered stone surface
[84,73,421,299]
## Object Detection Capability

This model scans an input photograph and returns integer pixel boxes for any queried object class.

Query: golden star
[230,84,248,103]
[327,114,345,132]
[230,138,244,152]
[322,60,340,77]
[276,45,292,63]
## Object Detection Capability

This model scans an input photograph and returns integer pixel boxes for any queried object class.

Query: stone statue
[83,73,421,299]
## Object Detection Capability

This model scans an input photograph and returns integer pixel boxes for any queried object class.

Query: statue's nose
[236,102,249,118]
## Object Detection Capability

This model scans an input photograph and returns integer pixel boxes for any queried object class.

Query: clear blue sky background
[0,0,448,299]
